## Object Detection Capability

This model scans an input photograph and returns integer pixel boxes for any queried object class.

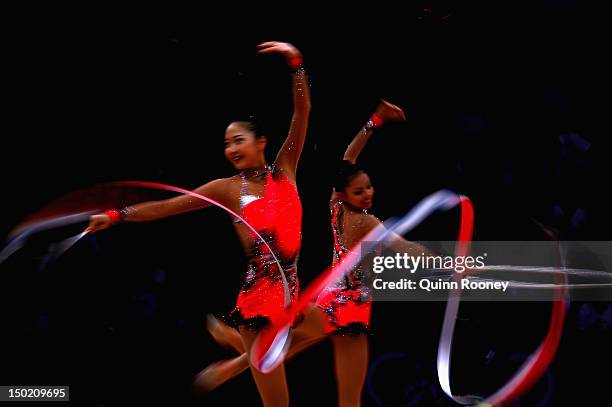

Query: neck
[342,200,369,214]
[241,163,268,179]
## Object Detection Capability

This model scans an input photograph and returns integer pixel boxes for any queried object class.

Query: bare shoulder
[193,177,238,206]
[195,177,230,191]
[361,213,384,231]
[343,211,384,245]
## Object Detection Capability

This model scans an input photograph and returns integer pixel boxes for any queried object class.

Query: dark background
[1,2,610,405]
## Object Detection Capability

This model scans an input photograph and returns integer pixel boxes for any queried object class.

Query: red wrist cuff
[370,113,384,128]
[104,209,122,225]
[289,55,303,71]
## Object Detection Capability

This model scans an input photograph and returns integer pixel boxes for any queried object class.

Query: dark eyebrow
[225,134,245,142]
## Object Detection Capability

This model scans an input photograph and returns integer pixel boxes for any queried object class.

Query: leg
[193,354,249,395]
[240,326,289,407]
[207,314,245,353]
[332,334,368,407]
[194,306,328,394]
[286,305,328,354]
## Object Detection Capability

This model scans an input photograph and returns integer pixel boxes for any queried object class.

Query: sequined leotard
[229,164,302,331]
[315,200,372,335]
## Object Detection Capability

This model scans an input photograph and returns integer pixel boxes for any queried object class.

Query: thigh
[240,326,290,407]
[291,305,327,344]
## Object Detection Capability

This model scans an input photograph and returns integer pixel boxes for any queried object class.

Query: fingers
[392,104,407,121]
[256,41,282,53]
[85,219,96,234]
[257,41,279,49]
[381,99,400,110]
[85,222,98,234]
[257,46,281,54]
[85,226,99,234]
[378,99,407,121]
[256,41,298,56]
[85,216,110,234]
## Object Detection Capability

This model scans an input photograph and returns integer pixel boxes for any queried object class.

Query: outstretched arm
[86,178,229,233]
[257,41,311,182]
[385,233,436,257]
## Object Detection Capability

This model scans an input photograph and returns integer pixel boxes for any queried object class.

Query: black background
[1,2,610,405]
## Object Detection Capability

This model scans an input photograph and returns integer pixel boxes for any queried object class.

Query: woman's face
[340,171,375,210]
[224,122,266,170]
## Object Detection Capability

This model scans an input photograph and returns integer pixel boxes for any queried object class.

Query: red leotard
[230,165,302,331]
[316,200,372,335]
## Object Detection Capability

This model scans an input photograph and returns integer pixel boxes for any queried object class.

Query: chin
[230,161,246,170]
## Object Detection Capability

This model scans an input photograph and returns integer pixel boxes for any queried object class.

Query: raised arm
[331,99,407,202]
[85,178,229,233]
[257,41,311,182]
[343,99,406,164]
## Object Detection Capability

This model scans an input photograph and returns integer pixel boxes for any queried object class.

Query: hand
[257,41,302,64]
[85,214,113,233]
[374,99,407,123]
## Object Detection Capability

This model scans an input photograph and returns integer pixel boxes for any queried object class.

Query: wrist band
[370,113,384,128]
[289,55,303,71]
[364,113,384,131]
[104,209,122,225]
